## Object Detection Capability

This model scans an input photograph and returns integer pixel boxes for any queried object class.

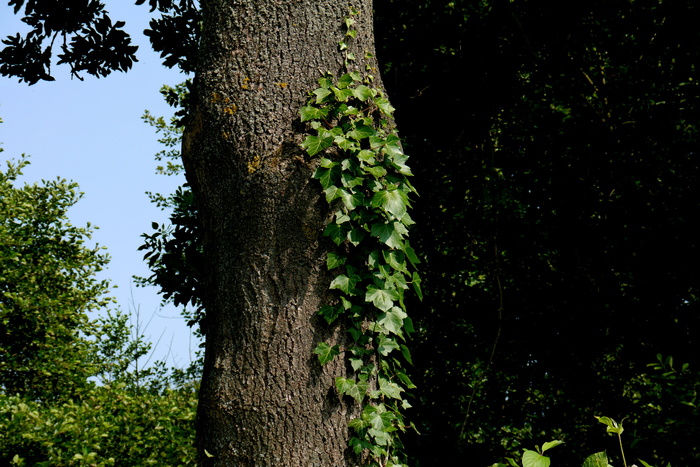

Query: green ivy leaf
[323,222,349,246]
[319,157,336,168]
[300,105,329,122]
[357,149,376,164]
[375,97,396,115]
[396,367,416,387]
[352,84,373,101]
[302,134,333,156]
[383,134,403,157]
[333,87,354,102]
[349,417,368,431]
[340,189,365,211]
[369,135,386,150]
[365,286,398,312]
[340,157,356,172]
[313,87,333,103]
[400,210,416,226]
[379,375,404,399]
[318,74,333,88]
[338,73,355,89]
[350,356,364,371]
[318,304,342,325]
[364,165,388,178]
[403,316,415,335]
[330,274,358,295]
[314,342,340,365]
[377,334,400,356]
[334,134,356,150]
[347,125,376,140]
[411,272,423,300]
[371,221,408,249]
[368,250,381,269]
[389,271,408,292]
[404,242,421,266]
[389,152,413,176]
[324,185,341,203]
[377,306,407,335]
[341,172,363,189]
[337,377,369,403]
[368,428,391,446]
[362,404,385,427]
[347,228,365,246]
[348,326,363,342]
[326,252,346,270]
[372,189,408,221]
[383,250,408,274]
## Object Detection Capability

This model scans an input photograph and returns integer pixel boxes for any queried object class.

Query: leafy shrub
[0,384,196,466]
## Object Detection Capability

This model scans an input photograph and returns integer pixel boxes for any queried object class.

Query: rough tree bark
[182,1,383,464]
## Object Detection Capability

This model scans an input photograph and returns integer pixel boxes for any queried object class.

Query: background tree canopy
[0,153,111,400]
[0,145,198,465]
[374,0,700,465]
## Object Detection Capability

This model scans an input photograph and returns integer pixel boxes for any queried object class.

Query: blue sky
[0,3,201,369]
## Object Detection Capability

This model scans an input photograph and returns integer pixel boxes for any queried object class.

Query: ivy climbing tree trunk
[182,1,382,464]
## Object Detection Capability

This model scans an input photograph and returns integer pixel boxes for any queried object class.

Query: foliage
[0,384,197,466]
[141,83,188,178]
[492,416,673,467]
[1,307,198,466]
[374,1,700,464]
[137,0,200,74]
[0,137,198,465]
[301,16,421,462]
[0,0,138,84]
[0,153,111,401]
[136,82,206,337]
[622,354,700,462]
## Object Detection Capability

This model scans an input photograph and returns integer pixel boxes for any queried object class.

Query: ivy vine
[299,13,421,467]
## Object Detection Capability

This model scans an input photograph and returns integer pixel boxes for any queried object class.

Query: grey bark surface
[182,1,382,465]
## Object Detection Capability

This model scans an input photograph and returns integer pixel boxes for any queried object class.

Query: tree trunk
[182,1,381,464]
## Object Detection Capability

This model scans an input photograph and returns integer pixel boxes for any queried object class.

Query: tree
[0,131,198,464]
[0,151,112,401]
[183,2,401,464]
[1,306,198,466]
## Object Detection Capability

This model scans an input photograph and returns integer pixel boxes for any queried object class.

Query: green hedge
[1,384,196,466]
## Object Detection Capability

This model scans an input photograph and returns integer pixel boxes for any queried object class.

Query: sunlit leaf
[366,286,398,312]
[581,452,610,467]
[377,306,407,335]
[541,440,564,453]
[522,450,550,467]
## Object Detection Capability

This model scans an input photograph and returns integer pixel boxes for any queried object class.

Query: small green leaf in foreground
[522,450,550,467]
[581,452,610,467]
